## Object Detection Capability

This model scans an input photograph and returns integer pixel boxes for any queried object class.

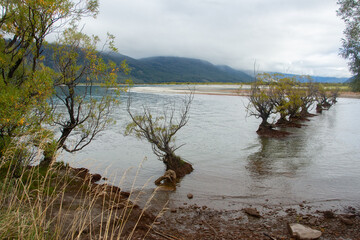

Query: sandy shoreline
[131,84,360,98]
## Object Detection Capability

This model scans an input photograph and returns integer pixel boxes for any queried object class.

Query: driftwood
[154,170,177,185]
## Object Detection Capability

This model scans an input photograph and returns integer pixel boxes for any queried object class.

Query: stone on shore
[288,223,322,240]
[243,208,261,218]
[91,173,102,183]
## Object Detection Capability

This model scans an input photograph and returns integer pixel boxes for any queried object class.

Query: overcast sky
[81,0,351,78]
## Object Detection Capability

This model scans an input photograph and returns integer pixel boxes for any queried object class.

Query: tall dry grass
[0,141,166,239]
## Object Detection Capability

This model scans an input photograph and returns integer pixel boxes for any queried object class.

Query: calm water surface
[62,87,360,210]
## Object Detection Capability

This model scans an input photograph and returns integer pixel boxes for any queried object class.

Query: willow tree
[0,0,99,166]
[246,74,277,134]
[126,93,194,178]
[298,78,317,118]
[41,26,130,165]
[337,0,360,92]
[247,73,293,137]
[271,74,300,126]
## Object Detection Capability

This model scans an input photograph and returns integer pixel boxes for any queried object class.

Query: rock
[243,208,261,218]
[288,223,322,240]
[187,193,193,199]
[120,191,130,197]
[323,210,335,219]
[157,185,176,191]
[170,208,177,213]
[155,170,177,185]
[308,218,317,226]
[75,167,89,179]
[339,216,353,226]
[90,173,102,183]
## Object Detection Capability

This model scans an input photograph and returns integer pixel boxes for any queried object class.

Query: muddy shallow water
[62,85,360,212]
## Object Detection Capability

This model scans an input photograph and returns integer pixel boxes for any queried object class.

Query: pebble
[243,208,262,218]
[339,216,353,226]
[187,193,193,199]
[324,211,335,218]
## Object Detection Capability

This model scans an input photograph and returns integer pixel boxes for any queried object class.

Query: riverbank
[151,202,360,239]
[46,165,360,239]
[55,85,360,239]
[131,84,360,98]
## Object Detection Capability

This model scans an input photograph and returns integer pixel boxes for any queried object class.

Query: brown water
[62,87,360,211]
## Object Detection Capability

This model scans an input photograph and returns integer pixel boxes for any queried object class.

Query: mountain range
[105,54,254,83]
[271,73,350,84]
[43,46,350,84]
[106,53,349,84]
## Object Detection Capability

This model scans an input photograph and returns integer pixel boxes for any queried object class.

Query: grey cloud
[80,0,351,77]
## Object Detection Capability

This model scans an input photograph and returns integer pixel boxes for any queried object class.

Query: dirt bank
[57,165,360,239]
[148,203,360,239]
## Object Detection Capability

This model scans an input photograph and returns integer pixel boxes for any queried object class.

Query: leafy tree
[298,77,317,118]
[271,74,301,125]
[125,92,194,178]
[246,73,277,133]
[41,26,130,164]
[314,84,332,113]
[337,0,360,91]
[0,0,99,164]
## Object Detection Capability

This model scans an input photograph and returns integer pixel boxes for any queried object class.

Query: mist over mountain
[106,53,350,84]
[43,47,349,84]
[105,54,253,83]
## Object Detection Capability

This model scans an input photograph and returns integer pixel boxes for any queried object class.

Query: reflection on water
[62,88,360,210]
[247,136,311,179]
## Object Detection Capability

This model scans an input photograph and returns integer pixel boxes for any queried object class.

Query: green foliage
[337,0,360,91]
[349,76,360,91]
[50,25,131,155]
[0,0,101,165]
[247,73,319,129]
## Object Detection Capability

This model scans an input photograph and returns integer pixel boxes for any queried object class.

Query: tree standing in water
[126,92,194,178]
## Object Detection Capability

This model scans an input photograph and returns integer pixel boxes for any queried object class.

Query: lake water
[62,86,360,211]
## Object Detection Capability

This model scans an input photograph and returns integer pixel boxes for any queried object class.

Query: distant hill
[269,73,349,84]
[41,45,348,84]
[106,54,349,84]
[309,75,349,83]
[105,54,253,83]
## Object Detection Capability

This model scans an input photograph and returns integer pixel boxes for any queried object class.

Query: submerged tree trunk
[275,117,288,126]
[322,101,331,110]
[256,119,273,132]
[256,119,290,138]
[163,153,193,178]
[316,104,323,113]
[300,108,316,118]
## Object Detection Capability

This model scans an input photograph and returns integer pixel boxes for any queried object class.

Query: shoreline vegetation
[2,87,359,239]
